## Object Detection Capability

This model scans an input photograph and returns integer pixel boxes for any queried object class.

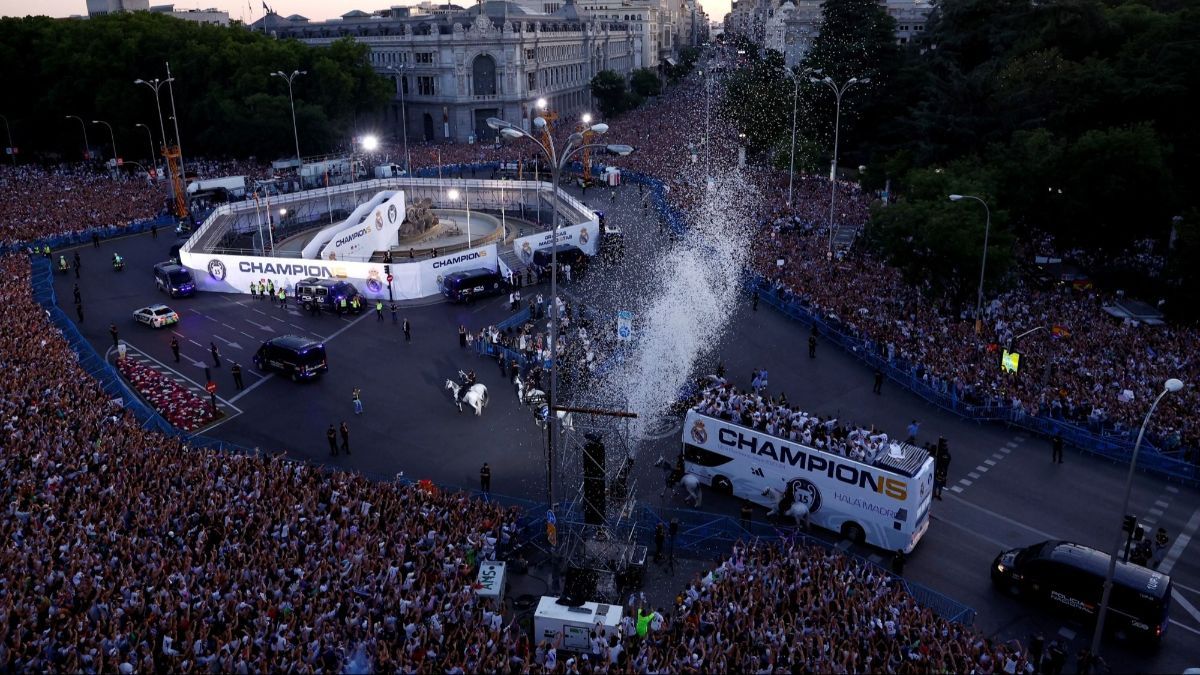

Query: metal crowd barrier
[752,279,1199,487]
[2,214,175,256]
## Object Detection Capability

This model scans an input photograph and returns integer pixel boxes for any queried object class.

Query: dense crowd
[753,214,1198,454]
[694,377,897,463]
[0,164,164,248]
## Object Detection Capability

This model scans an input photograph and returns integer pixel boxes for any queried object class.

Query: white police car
[133,304,180,328]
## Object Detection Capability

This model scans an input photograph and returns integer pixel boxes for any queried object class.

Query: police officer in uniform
[231,363,244,391]
[250,281,258,300]
[480,462,491,493]
[327,424,339,456]
[339,421,351,454]
[170,337,180,363]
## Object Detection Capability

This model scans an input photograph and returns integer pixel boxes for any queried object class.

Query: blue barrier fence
[752,279,1200,488]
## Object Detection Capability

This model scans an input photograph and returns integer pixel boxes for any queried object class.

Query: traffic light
[384,264,391,275]
[1122,515,1137,534]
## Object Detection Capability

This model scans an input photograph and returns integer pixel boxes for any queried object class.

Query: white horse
[445,377,489,415]
[762,486,811,530]
[515,375,574,431]
[654,456,703,508]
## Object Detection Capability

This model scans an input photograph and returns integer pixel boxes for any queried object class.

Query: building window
[415,52,434,64]
[528,72,537,91]
[417,76,436,95]
[526,48,536,60]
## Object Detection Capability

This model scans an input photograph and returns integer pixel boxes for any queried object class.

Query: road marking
[1057,627,1076,640]
[945,493,1059,541]
[246,319,275,332]
[958,478,972,486]
[929,514,1012,550]
[1166,486,1180,494]
[1169,619,1200,637]
[1155,499,1170,509]
[1149,508,1164,517]
[211,335,243,350]
[1158,506,1200,575]
[1005,441,1020,448]
[188,309,217,321]
[239,331,255,340]
[949,485,964,493]
[188,339,204,348]
[118,345,242,415]
[270,316,286,323]
[998,447,1011,455]
[290,323,307,330]
[1176,581,1200,596]
[1142,518,1156,527]
[1014,434,1027,441]
[227,369,275,404]
[1172,588,1200,627]
[968,471,981,480]
[253,309,268,316]
[319,308,374,342]
[983,459,997,467]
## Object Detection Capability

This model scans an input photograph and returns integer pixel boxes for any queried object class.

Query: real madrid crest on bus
[616,310,634,342]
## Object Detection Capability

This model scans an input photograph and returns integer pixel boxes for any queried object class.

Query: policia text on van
[992,540,1172,644]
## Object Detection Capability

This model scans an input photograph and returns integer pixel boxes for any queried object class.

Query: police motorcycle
[58,255,70,275]
[112,253,125,272]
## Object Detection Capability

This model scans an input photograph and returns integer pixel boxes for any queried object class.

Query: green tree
[590,70,630,117]
[630,68,662,97]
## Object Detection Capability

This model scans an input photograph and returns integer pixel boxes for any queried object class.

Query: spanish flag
[1051,325,1071,339]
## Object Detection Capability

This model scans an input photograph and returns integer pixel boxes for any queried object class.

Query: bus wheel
[712,476,733,495]
[841,522,865,545]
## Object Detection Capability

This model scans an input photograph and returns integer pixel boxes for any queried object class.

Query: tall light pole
[135,123,157,176]
[273,70,307,176]
[949,194,991,334]
[385,65,412,176]
[810,74,869,258]
[1090,378,1184,659]
[779,66,813,207]
[91,120,118,164]
[0,114,14,165]
[135,76,176,204]
[164,62,187,186]
[485,114,632,531]
[65,115,90,160]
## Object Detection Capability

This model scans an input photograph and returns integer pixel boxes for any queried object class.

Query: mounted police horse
[445,370,489,416]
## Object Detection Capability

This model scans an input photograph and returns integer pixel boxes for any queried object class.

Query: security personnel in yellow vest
[278,287,286,309]
[339,296,348,315]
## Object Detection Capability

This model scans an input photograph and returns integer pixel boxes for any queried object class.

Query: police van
[532,244,588,270]
[441,268,506,303]
[680,410,935,553]
[153,262,195,298]
[294,277,362,312]
[253,335,328,381]
[992,540,1172,643]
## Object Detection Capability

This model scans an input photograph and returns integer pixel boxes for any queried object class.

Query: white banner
[180,250,421,300]
[418,244,499,295]
[318,190,406,261]
[511,221,598,265]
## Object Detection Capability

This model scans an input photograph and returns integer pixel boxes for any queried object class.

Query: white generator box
[533,596,623,652]
[475,561,506,602]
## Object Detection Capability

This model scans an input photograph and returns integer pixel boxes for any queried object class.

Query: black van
[294,277,362,312]
[442,268,506,303]
[992,540,1172,643]
[153,262,195,297]
[253,335,328,381]
[532,244,587,270]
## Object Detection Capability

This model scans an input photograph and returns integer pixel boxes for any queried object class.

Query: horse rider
[460,370,477,404]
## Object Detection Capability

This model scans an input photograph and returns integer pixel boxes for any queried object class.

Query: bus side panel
[680,410,931,551]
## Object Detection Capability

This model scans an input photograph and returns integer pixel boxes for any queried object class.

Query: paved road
[54,181,1200,672]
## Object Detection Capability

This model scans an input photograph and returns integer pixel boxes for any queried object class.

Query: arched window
[472,53,497,96]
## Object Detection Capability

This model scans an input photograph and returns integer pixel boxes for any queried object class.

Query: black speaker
[559,567,596,606]
[583,433,605,481]
[584,476,606,525]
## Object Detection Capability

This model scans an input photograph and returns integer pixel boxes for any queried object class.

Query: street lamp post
[385,65,412,176]
[91,120,118,165]
[135,123,157,176]
[810,74,869,258]
[949,194,992,334]
[1090,378,1184,658]
[485,113,632,530]
[135,76,176,202]
[0,114,15,165]
[65,115,91,160]
[779,67,813,207]
[272,70,307,175]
